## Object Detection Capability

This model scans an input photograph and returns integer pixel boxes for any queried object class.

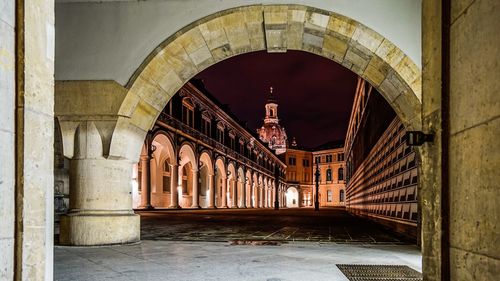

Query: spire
[267,86,277,103]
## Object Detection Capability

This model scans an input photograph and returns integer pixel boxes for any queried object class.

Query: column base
[60,212,140,246]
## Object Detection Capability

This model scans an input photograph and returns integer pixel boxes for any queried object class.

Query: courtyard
[54,208,421,281]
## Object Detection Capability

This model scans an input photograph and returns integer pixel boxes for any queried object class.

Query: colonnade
[136,132,287,210]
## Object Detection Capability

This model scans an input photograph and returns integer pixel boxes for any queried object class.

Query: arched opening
[286,186,300,208]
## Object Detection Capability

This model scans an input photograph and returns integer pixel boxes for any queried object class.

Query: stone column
[240,178,247,208]
[169,164,179,208]
[60,158,140,246]
[264,186,268,208]
[222,177,228,208]
[208,174,215,208]
[191,169,199,208]
[139,154,152,209]
[231,179,237,208]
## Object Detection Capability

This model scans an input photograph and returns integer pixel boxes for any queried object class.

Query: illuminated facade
[344,78,419,238]
[283,141,346,208]
[257,87,288,155]
[134,81,287,210]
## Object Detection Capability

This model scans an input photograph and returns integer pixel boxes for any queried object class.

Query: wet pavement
[139,207,413,244]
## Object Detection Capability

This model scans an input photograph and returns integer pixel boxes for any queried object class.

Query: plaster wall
[55,0,421,85]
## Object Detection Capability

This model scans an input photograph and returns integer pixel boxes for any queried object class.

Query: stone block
[188,45,214,70]
[176,27,207,55]
[322,34,348,62]
[449,117,500,259]
[344,45,370,74]
[391,92,421,128]
[157,41,197,81]
[450,247,500,281]
[117,90,141,118]
[451,0,476,23]
[327,14,358,39]
[287,22,304,50]
[363,56,390,87]
[302,32,324,53]
[0,20,15,133]
[375,39,405,69]
[132,75,173,113]
[0,0,15,27]
[199,18,230,51]
[0,237,14,280]
[395,56,421,90]
[450,0,500,134]
[288,9,306,23]
[0,130,14,240]
[55,81,127,116]
[130,100,159,132]
[60,213,140,246]
[263,5,288,25]
[109,118,148,161]
[351,25,384,53]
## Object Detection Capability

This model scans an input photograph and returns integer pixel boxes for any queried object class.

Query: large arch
[178,143,198,208]
[199,151,214,208]
[227,162,237,208]
[106,4,421,162]
[149,133,176,208]
[214,157,227,208]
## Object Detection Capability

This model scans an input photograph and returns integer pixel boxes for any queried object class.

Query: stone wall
[448,0,499,279]
[0,0,54,280]
[0,0,16,279]
[422,0,499,280]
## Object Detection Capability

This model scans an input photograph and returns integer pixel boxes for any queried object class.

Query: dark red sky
[195,50,358,148]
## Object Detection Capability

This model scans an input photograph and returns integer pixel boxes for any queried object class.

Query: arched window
[340,189,345,202]
[326,168,332,181]
[338,168,344,181]
[162,160,171,193]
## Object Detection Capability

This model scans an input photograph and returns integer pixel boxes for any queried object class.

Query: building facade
[344,78,419,239]
[283,142,346,208]
[257,87,288,155]
[134,81,287,210]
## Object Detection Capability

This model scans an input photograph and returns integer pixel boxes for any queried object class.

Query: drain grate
[336,264,422,281]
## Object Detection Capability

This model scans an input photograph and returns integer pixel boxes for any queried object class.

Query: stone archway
[57,4,422,247]
[107,4,421,163]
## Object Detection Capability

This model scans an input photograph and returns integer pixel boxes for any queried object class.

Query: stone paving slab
[55,240,421,281]
[138,208,413,244]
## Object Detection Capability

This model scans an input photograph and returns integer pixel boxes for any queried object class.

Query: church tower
[257,87,287,155]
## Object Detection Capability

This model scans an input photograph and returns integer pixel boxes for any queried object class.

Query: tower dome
[257,87,287,154]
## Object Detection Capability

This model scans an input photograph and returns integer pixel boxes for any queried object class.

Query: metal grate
[336,264,422,281]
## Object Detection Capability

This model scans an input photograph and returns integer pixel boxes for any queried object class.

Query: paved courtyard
[139,207,413,244]
[54,208,421,281]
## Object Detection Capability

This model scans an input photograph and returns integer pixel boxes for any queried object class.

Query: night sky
[195,50,358,149]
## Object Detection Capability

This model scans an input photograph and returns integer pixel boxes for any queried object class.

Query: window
[302,159,310,167]
[326,155,332,162]
[216,127,224,143]
[288,157,296,166]
[315,156,321,164]
[230,136,236,150]
[337,153,345,161]
[326,169,332,181]
[340,189,345,202]
[181,98,194,127]
[338,168,344,181]
[162,160,171,193]
[201,118,211,136]
[327,190,333,202]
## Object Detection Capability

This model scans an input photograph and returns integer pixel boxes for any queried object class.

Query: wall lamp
[405,131,434,146]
